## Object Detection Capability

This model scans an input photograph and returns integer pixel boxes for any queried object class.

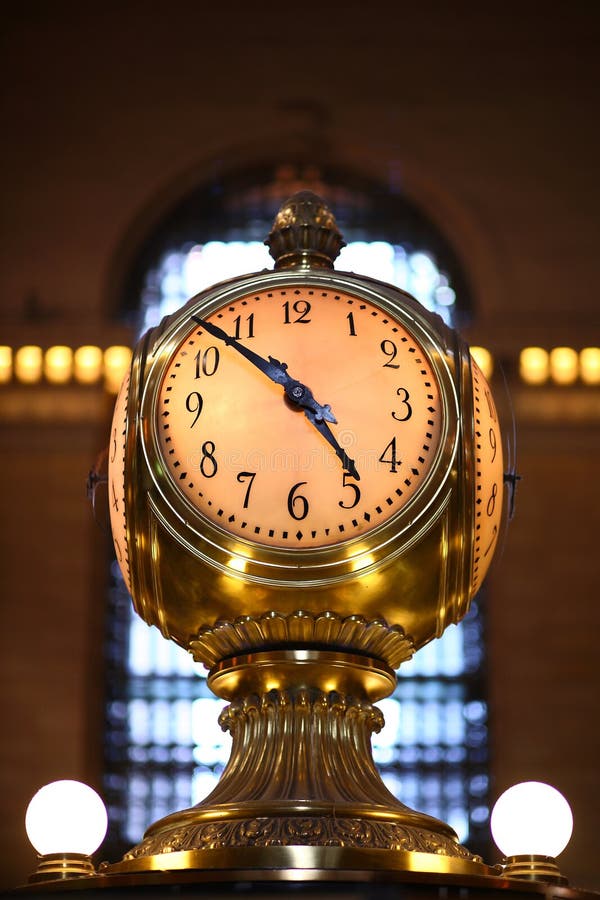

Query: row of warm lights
[471,345,600,385]
[0,345,598,391]
[0,345,132,394]
[24,779,573,884]
[519,346,600,386]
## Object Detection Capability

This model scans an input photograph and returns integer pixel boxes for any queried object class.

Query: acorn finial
[265,191,346,269]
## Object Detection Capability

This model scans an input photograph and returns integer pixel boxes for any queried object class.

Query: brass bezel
[136,267,461,590]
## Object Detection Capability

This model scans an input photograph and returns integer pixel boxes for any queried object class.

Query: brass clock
[109,191,503,653]
[106,192,504,876]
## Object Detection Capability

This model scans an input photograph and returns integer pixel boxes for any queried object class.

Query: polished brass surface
[28,853,95,883]
[207,649,397,700]
[112,660,481,870]
[125,265,470,651]
[265,190,346,269]
[190,610,414,670]
[502,855,568,885]
[105,845,493,877]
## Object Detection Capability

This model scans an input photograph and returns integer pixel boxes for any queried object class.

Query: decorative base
[104,844,493,878]
[109,648,483,875]
[105,624,491,879]
[119,814,475,858]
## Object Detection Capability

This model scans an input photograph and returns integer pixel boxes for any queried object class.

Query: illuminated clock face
[155,286,444,550]
[470,358,504,593]
[108,369,131,590]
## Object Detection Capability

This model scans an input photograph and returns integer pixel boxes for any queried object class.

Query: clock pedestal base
[106,648,486,877]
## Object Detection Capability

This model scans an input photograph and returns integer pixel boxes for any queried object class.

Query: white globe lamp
[491,781,573,883]
[25,780,108,882]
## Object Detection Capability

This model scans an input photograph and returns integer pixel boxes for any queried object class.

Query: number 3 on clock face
[155,286,445,550]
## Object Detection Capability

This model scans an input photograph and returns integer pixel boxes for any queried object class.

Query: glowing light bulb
[580,347,600,385]
[15,345,43,384]
[74,345,103,384]
[25,780,107,856]
[44,346,73,384]
[549,347,578,386]
[520,347,549,385]
[0,346,12,383]
[491,781,573,859]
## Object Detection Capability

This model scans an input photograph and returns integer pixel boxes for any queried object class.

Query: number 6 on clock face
[155,286,444,550]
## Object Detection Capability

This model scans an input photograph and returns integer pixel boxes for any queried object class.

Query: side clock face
[153,286,447,551]
[108,369,131,591]
[470,358,504,594]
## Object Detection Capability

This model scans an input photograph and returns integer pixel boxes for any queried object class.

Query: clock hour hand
[304,409,360,481]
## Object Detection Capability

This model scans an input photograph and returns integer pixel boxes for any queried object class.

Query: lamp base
[502,854,568,885]
[28,852,95,882]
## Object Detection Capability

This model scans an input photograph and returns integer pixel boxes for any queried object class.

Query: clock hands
[303,409,360,481]
[192,314,360,481]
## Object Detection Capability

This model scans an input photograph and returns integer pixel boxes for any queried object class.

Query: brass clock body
[106,192,504,875]
[111,266,502,655]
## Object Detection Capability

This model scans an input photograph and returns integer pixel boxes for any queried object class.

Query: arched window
[103,164,489,861]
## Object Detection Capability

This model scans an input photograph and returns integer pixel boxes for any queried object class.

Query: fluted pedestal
[106,641,489,877]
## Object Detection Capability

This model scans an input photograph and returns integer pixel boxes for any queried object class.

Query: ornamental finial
[265,190,346,269]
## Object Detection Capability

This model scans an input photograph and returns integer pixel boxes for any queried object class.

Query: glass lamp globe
[25,780,107,881]
[491,781,573,883]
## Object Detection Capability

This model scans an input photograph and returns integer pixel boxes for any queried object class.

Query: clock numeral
[484,388,497,422]
[489,426,497,462]
[283,299,311,324]
[236,470,256,509]
[200,440,218,478]
[233,312,255,339]
[185,391,204,427]
[379,437,401,473]
[346,311,357,336]
[381,339,400,368]
[483,524,498,557]
[338,472,361,509]
[110,427,117,464]
[194,346,220,378]
[391,387,412,422]
[287,481,309,520]
[486,482,498,517]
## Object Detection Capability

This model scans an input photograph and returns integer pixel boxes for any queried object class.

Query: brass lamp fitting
[28,852,96,883]
[502,854,568,885]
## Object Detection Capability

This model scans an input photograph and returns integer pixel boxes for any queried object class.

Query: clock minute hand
[303,409,360,482]
[192,314,337,424]
[192,314,289,385]
[192,313,356,477]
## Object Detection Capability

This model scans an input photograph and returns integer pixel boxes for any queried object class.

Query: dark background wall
[1,3,599,891]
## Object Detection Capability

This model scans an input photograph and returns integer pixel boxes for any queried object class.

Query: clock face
[154,286,445,550]
[470,358,504,594]
[108,368,131,591]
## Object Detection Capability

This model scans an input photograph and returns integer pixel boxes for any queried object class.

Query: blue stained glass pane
[448,808,469,844]
[192,767,223,804]
[129,699,151,744]
[128,616,153,676]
